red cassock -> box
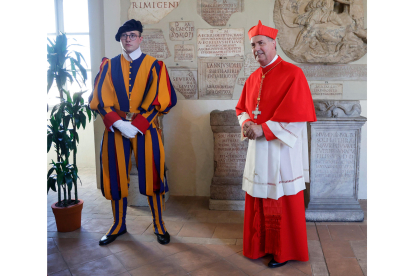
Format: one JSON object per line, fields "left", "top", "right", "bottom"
{"left": 236, "top": 56, "right": 316, "bottom": 262}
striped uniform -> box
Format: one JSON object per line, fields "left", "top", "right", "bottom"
{"left": 89, "top": 53, "right": 176, "bottom": 235}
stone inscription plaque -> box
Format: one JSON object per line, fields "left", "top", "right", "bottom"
{"left": 169, "top": 21, "right": 195, "bottom": 41}
{"left": 169, "top": 67, "right": 198, "bottom": 99}
{"left": 313, "top": 130, "right": 356, "bottom": 198}
{"left": 298, "top": 64, "right": 367, "bottom": 81}
{"left": 141, "top": 29, "right": 171, "bottom": 60}
{"left": 174, "top": 44, "right": 195, "bottom": 62}
{"left": 198, "top": 57, "right": 243, "bottom": 99}
{"left": 197, "top": 28, "right": 244, "bottom": 57}
{"left": 128, "top": 1, "right": 181, "bottom": 24}
{"left": 310, "top": 83, "right": 343, "bottom": 99}
{"left": 197, "top": 0, "right": 244, "bottom": 26}
{"left": 237, "top": 77, "right": 248, "bottom": 86}
{"left": 244, "top": 53, "right": 259, "bottom": 77}
{"left": 214, "top": 133, "right": 248, "bottom": 177}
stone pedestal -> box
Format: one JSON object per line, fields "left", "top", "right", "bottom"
{"left": 127, "top": 116, "right": 169, "bottom": 207}
{"left": 209, "top": 110, "right": 248, "bottom": 210}
{"left": 306, "top": 100, "right": 366, "bottom": 221}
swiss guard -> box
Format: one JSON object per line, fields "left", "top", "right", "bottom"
{"left": 89, "top": 19, "right": 177, "bottom": 246}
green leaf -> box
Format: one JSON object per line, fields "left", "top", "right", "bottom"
{"left": 47, "top": 133, "right": 53, "bottom": 152}
{"left": 70, "top": 58, "right": 76, "bottom": 79}
{"left": 47, "top": 166, "right": 56, "bottom": 179}
{"left": 47, "top": 69, "right": 55, "bottom": 93}
{"left": 86, "top": 108, "right": 91, "bottom": 122}
{"left": 57, "top": 173, "right": 64, "bottom": 186}
{"left": 47, "top": 37, "right": 55, "bottom": 47}
{"left": 47, "top": 177, "right": 57, "bottom": 193}
{"left": 74, "top": 51, "right": 86, "bottom": 65}
{"left": 63, "top": 115, "right": 71, "bottom": 129}
{"left": 63, "top": 89, "right": 72, "bottom": 103}
{"left": 71, "top": 57, "right": 87, "bottom": 84}
{"left": 79, "top": 112, "right": 86, "bottom": 129}
{"left": 74, "top": 114, "right": 80, "bottom": 129}
{"left": 50, "top": 104, "right": 60, "bottom": 116}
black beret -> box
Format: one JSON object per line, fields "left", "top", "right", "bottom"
{"left": 115, "top": 19, "right": 143, "bottom": 42}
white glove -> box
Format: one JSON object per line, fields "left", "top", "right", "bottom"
{"left": 112, "top": 120, "right": 139, "bottom": 139}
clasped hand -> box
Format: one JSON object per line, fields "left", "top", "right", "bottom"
{"left": 112, "top": 120, "right": 139, "bottom": 139}
{"left": 243, "top": 121, "right": 263, "bottom": 140}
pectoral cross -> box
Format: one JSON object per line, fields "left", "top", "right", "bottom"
{"left": 252, "top": 105, "right": 261, "bottom": 119}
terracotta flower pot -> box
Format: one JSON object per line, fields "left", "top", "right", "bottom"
{"left": 51, "top": 199, "right": 84, "bottom": 232}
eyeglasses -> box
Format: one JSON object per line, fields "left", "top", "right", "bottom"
{"left": 120, "top": 33, "right": 140, "bottom": 41}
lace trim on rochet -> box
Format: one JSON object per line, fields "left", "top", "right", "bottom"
{"left": 243, "top": 176, "right": 303, "bottom": 185}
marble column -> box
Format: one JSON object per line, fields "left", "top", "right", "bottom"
{"left": 306, "top": 100, "right": 366, "bottom": 221}
{"left": 209, "top": 110, "right": 248, "bottom": 210}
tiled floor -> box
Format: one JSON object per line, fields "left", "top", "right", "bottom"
{"left": 47, "top": 168, "right": 367, "bottom": 276}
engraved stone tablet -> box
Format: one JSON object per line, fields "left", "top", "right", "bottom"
{"left": 237, "top": 77, "right": 248, "bottom": 86}
{"left": 169, "top": 67, "right": 198, "bottom": 99}
{"left": 128, "top": 0, "right": 181, "bottom": 24}
{"left": 307, "top": 111, "right": 367, "bottom": 221}
{"left": 174, "top": 44, "right": 195, "bottom": 62}
{"left": 214, "top": 133, "right": 247, "bottom": 177}
{"left": 244, "top": 53, "right": 259, "bottom": 77}
{"left": 197, "top": 0, "right": 244, "bottom": 26}
{"left": 298, "top": 64, "right": 367, "bottom": 81}
{"left": 210, "top": 110, "right": 248, "bottom": 209}
{"left": 310, "top": 83, "right": 343, "bottom": 99}
{"left": 140, "top": 29, "right": 171, "bottom": 60}
{"left": 197, "top": 28, "right": 244, "bottom": 57}
{"left": 169, "top": 21, "right": 195, "bottom": 41}
{"left": 313, "top": 130, "right": 357, "bottom": 198}
{"left": 198, "top": 57, "right": 243, "bottom": 99}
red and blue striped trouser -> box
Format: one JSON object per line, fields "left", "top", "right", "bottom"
{"left": 106, "top": 192, "right": 167, "bottom": 236}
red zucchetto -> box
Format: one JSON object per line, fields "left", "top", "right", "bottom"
{"left": 248, "top": 20, "right": 278, "bottom": 40}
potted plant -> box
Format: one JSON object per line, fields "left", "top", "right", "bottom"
{"left": 47, "top": 33, "right": 91, "bottom": 232}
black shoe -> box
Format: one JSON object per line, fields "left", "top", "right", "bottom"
{"left": 155, "top": 231, "right": 170, "bottom": 245}
{"left": 268, "top": 258, "right": 288, "bottom": 268}
{"left": 99, "top": 229, "right": 127, "bottom": 246}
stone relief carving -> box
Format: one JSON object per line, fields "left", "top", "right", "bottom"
{"left": 128, "top": 0, "right": 181, "bottom": 24}
{"left": 313, "top": 100, "right": 361, "bottom": 118}
{"left": 274, "top": 0, "right": 367, "bottom": 63}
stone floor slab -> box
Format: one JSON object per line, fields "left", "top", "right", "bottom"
{"left": 328, "top": 225, "right": 365, "bottom": 241}
{"left": 69, "top": 255, "right": 126, "bottom": 276}
{"left": 325, "top": 258, "right": 364, "bottom": 276}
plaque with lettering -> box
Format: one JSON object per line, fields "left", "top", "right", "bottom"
{"left": 214, "top": 133, "right": 248, "bottom": 177}
{"left": 128, "top": 0, "right": 181, "bottom": 24}
{"left": 198, "top": 57, "right": 243, "bottom": 100}
{"left": 140, "top": 29, "right": 171, "bottom": 60}
{"left": 174, "top": 44, "right": 195, "bottom": 62}
{"left": 310, "top": 83, "right": 343, "bottom": 99}
{"left": 197, "top": 0, "right": 244, "bottom": 26}
{"left": 169, "top": 21, "right": 194, "bottom": 41}
{"left": 169, "top": 67, "right": 198, "bottom": 99}
{"left": 237, "top": 77, "right": 248, "bottom": 86}
{"left": 197, "top": 28, "right": 244, "bottom": 57}
{"left": 297, "top": 64, "right": 367, "bottom": 81}
{"left": 312, "top": 130, "right": 357, "bottom": 198}
{"left": 244, "top": 53, "right": 259, "bottom": 77}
